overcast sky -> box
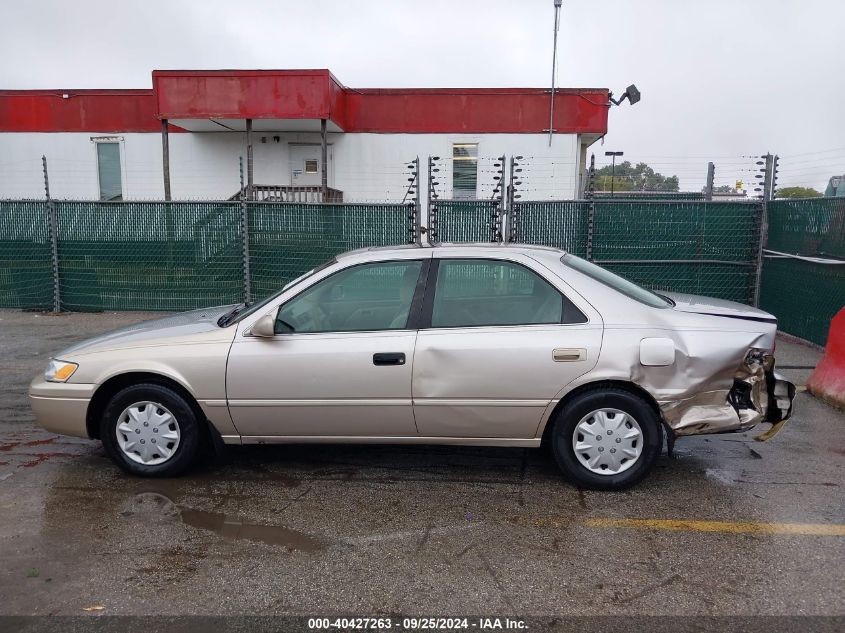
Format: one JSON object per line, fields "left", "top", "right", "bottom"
{"left": 2, "top": 0, "right": 843, "bottom": 191}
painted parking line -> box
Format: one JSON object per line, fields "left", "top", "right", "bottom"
{"left": 582, "top": 517, "right": 845, "bottom": 536}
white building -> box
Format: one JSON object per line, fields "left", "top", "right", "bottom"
{"left": 0, "top": 69, "right": 610, "bottom": 202}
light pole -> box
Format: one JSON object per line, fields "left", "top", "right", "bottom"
{"left": 605, "top": 151, "right": 623, "bottom": 197}
{"left": 548, "top": 0, "right": 563, "bottom": 147}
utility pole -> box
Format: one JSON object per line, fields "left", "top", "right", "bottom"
{"left": 704, "top": 162, "right": 715, "bottom": 201}
{"left": 605, "top": 150, "right": 623, "bottom": 197}
{"left": 548, "top": 0, "right": 563, "bottom": 146}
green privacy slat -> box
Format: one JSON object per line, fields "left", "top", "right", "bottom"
{"left": 592, "top": 192, "right": 705, "bottom": 200}
{"left": 0, "top": 200, "right": 407, "bottom": 312}
{"left": 760, "top": 257, "right": 845, "bottom": 346}
{"left": 248, "top": 202, "right": 408, "bottom": 302}
{"left": 512, "top": 200, "right": 760, "bottom": 303}
{"left": 54, "top": 201, "right": 244, "bottom": 312}
{"left": 767, "top": 197, "right": 845, "bottom": 259}
{"left": 590, "top": 201, "right": 760, "bottom": 263}
{"left": 0, "top": 200, "right": 53, "bottom": 309}
{"left": 512, "top": 201, "right": 589, "bottom": 256}
{"left": 1, "top": 197, "right": 840, "bottom": 347}
{"left": 433, "top": 200, "right": 498, "bottom": 243}
{"left": 760, "top": 197, "right": 845, "bottom": 345}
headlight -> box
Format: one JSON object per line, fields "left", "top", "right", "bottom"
{"left": 45, "top": 359, "right": 79, "bottom": 383}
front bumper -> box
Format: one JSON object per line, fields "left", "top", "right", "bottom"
{"left": 29, "top": 378, "right": 94, "bottom": 438}
{"left": 661, "top": 352, "right": 796, "bottom": 439}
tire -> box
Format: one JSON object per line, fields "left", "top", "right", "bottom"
{"left": 100, "top": 383, "right": 201, "bottom": 477}
{"left": 550, "top": 387, "right": 662, "bottom": 490}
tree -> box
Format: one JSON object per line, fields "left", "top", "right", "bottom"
{"left": 774, "top": 186, "right": 822, "bottom": 199}
{"left": 712, "top": 184, "right": 738, "bottom": 193}
{"left": 594, "top": 161, "right": 679, "bottom": 192}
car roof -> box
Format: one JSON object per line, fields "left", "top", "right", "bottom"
{"left": 337, "top": 242, "right": 566, "bottom": 261}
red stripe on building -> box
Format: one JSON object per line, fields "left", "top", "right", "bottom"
{"left": 0, "top": 89, "right": 185, "bottom": 133}
{"left": 0, "top": 69, "right": 609, "bottom": 135}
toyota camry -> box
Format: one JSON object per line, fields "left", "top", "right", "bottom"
{"left": 29, "top": 243, "right": 795, "bottom": 489}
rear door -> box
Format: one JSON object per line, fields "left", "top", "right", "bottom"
{"left": 412, "top": 255, "right": 602, "bottom": 439}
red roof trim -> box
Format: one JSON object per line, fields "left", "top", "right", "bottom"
{"left": 1, "top": 69, "right": 609, "bottom": 135}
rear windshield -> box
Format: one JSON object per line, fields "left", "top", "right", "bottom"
{"left": 561, "top": 254, "right": 672, "bottom": 309}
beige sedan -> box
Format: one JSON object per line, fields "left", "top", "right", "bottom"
{"left": 29, "top": 243, "right": 794, "bottom": 489}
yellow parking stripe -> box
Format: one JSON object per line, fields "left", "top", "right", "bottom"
{"left": 582, "top": 518, "right": 845, "bottom": 536}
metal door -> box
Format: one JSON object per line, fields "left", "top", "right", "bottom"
{"left": 289, "top": 144, "right": 326, "bottom": 187}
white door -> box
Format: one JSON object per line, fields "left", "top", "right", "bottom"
{"left": 289, "top": 144, "right": 327, "bottom": 187}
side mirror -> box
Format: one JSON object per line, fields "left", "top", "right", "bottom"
{"left": 250, "top": 313, "right": 276, "bottom": 338}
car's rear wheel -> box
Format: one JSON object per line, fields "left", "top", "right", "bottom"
{"left": 550, "top": 387, "right": 662, "bottom": 490}
{"left": 100, "top": 383, "right": 200, "bottom": 477}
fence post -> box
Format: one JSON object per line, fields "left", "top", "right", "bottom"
{"left": 752, "top": 153, "right": 773, "bottom": 307}
{"left": 507, "top": 156, "right": 523, "bottom": 242}
{"left": 42, "top": 155, "right": 61, "bottom": 313}
{"left": 403, "top": 157, "right": 420, "bottom": 244}
{"left": 427, "top": 156, "right": 440, "bottom": 243}
{"left": 492, "top": 155, "right": 506, "bottom": 242}
{"left": 413, "top": 157, "right": 422, "bottom": 245}
{"left": 239, "top": 156, "right": 252, "bottom": 304}
{"left": 704, "top": 162, "right": 715, "bottom": 201}
{"left": 585, "top": 153, "right": 596, "bottom": 261}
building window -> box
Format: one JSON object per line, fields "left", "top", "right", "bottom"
{"left": 452, "top": 143, "right": 478, "bottom": 200}
{"left": 95, "top": 142, "right": 123, "bottom": 201}
{"left": 304, "top": 159, "right": 319, "bottom": 174}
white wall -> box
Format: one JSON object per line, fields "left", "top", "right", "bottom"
{"left": 0, "top": 131, "right": 581, "bottom": 202}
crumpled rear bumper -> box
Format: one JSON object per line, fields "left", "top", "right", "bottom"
{"left": 661, "top": 351, "right": 796, "bottom": 439}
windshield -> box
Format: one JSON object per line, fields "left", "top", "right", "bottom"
{"left": 561, "top": 254, "right": 672, "bottom": 308}
{"left": 219, "top": 258, "right": 338, "bottom": 326}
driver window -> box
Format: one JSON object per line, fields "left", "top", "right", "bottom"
{"left": 276, "top": 261, "right": 423, "bottom": 334}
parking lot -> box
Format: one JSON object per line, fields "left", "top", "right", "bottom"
{"left": 0, "top": 309, "right": 843, "bottom": 617}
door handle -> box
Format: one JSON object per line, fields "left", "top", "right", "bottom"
{"left": 373, "top": 352, "right": 406, "bottom": 366}
{"left": 553, "top": 348, "right": 586, "bottom": 362}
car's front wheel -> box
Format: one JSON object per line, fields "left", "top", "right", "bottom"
{"left": 550, "top": 387, "right": 662, "bottom": 490}
{"left": 100, "top": 383, "right": 201, "bottom": 477}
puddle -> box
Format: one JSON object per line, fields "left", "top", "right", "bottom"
{"left": 122, "top": 491, "right": 323, "bottom": 551}
{"left": 180, "top": 508, "right": 324, "bottom": 551}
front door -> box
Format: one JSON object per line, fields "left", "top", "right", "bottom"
{"left": 289, "top": 144, "right": 327, "bottom": 187}
{"left": 226, "top": 259, "right": 426, "bottom": 438}
{"left": 412, "top": 257, "right": 603, "bottom": 439}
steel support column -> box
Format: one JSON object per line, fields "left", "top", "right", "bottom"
{"left": 161, "top": 119, "right": 171, "bottom": 201}
{"left": 320, "top": 118, "right": 328, "bottom": 200}
{"left": 246, "top": 118, "right": 254, "bottom": 201}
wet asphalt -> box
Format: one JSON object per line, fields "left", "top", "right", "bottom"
{"left": 0, "top": 310, "right": 843, "bottom": 616}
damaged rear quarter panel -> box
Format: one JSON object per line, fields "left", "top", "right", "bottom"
{"left": 549, "top": 313, "right": 777, "bottom": 437}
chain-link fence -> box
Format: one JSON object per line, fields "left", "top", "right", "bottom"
{"left": 2, "top": 194, "right": 842, "bottom": 347}
{"left": 0, "top": 200, "right": 53, "bottom": 310}
{"left": 0, "top": 200, "right": 411, "bottom": 312}
{"left": 511, "top": 200, "right": 761, "bottom": 303}
{"left": 430, "top": 200, "right": 499, "bottom": 243}
{"left": 760, "top": 197, "right": 845, "bottom": 345}
{"left": 249, "top": 202, "right": 413, "bottom": 301}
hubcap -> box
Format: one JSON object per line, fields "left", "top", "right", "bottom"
{"left": 115, "top": 401, "right": 180, "bottom": 466}
{"left": 572, "top": 408, "right": 643, "bottom": 475}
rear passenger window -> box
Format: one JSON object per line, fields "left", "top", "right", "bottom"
{"left": 431, "top": 259, "right": 586, "bottom": 328}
